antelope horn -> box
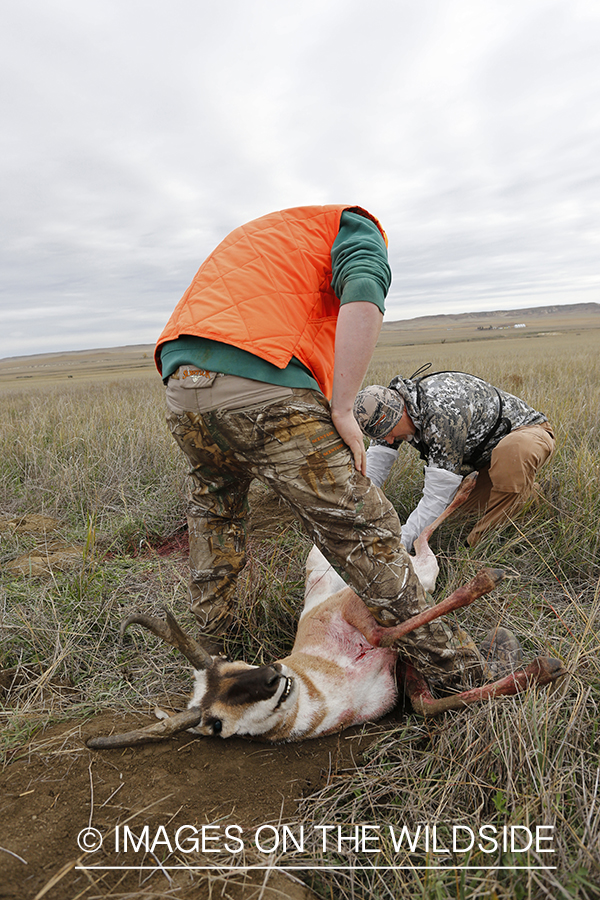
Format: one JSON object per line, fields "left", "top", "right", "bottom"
{"left": 120, "top": 608, "right": 214, "bottom": 670}
{"left": 86, "top": 707, "right": 203, "bottom": 749}
{"left": 403, "top": 656, "right": 567, "bottom": 717}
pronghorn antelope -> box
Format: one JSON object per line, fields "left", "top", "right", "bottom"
{"left": 87, "top": 475, "right": 565, "bottom": 749}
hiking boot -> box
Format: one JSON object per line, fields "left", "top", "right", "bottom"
{"left": 479, "top": 627, "right": 523, "bottom": 680}
{"left": 190, "top": 596, "right": 233, "bottom": 655}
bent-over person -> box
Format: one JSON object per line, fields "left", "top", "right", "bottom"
{"left": 353, "top": 370, "right": 555, "bottom": 550}
{"left": 154, "top": 205, "right": 513, "bottom": 689}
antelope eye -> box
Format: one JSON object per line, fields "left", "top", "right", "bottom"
{"left": 213, "top": 720, "right": 222, "bottom": 735}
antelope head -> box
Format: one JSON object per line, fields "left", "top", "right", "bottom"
{"left": 86, "top": 609, "right": 298, "bottom": 749}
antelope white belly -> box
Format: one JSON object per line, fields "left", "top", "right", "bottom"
{"left": 302, "top": 608, "right": 399, "bottom": 727}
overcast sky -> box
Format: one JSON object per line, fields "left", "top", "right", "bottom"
{"left": 1, "top": 0, "right": 599, "bottom": 359}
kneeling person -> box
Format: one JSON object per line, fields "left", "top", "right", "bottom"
{"left": 353, "top": 370, "right": 555, "bottom": 549}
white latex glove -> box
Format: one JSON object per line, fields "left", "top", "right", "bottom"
{"left": 365, "top": 444, "right": 398, "bottom": 488}
{"left": 401, "top": 466, "right": 463, "bottom": 552}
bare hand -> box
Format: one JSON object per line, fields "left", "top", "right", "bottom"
{"left": 331, "top": 408, "right": 367, "bottom": 475}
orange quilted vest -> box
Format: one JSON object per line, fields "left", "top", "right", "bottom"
{"left": 155, "top": 205, "right": 385, "bottom": 397}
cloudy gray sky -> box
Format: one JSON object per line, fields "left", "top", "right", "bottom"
{"left": 1, "top": 0, "right": 599, "bottom": 359}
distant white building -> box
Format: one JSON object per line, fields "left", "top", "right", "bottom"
{"left": 514, "top": 323, "right": 526, "bottom": 328}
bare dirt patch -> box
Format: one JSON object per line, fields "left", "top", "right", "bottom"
{"left": 0, "top": 488, "right": 398, "bottom": 900}
{"left": 0, "top": 516, "right": 61, "bottom": 534}
{"left": 0, "top": 708, "right": 396, "bottom": 900}
{"left": 4, "top": 543, "right": 85, "bottom": 578}
{"left": 0, "top": 515, "right": 84, "bottom": 577}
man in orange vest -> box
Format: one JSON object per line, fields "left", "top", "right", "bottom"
{"left": 155, "top": 205, "right": 497, "bottom": 687}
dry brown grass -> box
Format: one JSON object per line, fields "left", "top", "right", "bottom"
{"left": 1, "top": 320, "right": 599, "bottom": 899}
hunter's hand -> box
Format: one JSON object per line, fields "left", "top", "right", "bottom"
{"left": 331, "top": 407, "right": 367, "bottom": 475}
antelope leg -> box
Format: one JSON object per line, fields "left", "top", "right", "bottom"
{"left": 376, "top": 567, "right": 504, "bottom": 648}
{"left": 402, "top": 657, "right": 567, "bottom": 716}
{"left": 413, "top": 471, "right": 478, "bottom": 551}
{"left": 86, "top": 707, "right": 202, "bottom": 749}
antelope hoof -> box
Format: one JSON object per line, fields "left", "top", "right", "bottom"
{"left": 478, "top": 567, "right": 505, "bottom": 591}
{"left": 403, "top": 655, "right": 567, "bottom": 718}
{"left": 529, "top": 656, "right": 568, "bottom": 685}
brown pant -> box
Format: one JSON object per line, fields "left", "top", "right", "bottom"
{"left": 458, "top": 423, "right": 555, "bottom": 546}
{"left": 165, "top": 369, "right": 481, "bottom": 685}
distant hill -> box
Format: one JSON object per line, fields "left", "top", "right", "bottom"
{"left": 1, "top": 301, "right": 598, "bottom": 388}
{"left": 383, "top": 301, "right": 600, "bottom": 329}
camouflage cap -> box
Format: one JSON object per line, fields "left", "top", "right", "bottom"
{"left": 353, "top": 386, "right": 405, "bottom": 440}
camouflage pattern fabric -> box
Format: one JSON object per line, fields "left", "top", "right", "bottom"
{"left": 353, "top": 385, "right": 404, "bottom": 439}
{"left": 385, "top": 372, "right": 548, "bottom": 474}
{"left": 165, "top": 371, "right": 482, "bottom": 686}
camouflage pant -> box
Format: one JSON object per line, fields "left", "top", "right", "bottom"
{"left": 165, "top": 368, "right": 480, "bottom": 685}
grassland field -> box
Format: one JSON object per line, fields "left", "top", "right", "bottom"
{"left": 0, "top": 304, "right": 599, "bottom": 900}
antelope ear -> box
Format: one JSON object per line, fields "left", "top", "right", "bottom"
{"left": 86, "top": 707, "right": 203, "bottom": 749}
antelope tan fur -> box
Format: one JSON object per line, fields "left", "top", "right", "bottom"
{"left": 87, "top": 474, "right": 565, "bottom": 749}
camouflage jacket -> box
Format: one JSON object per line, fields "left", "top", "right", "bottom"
{"left": 382, "top": 371, "right": 548, "bottom": 475}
